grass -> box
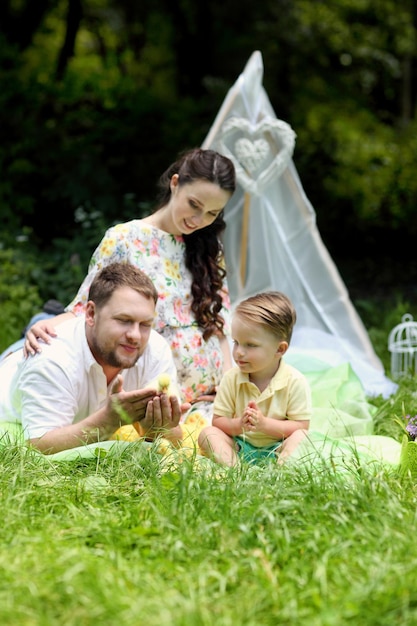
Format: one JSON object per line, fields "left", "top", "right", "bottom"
{"left": 0, "top": 404, "right": 417, "bottom": 626}
{"left": 1, "top": 293, "right": 417, "bottom": 625}
{"left": 0, "top": 449, "right": 415, "bottom": 625}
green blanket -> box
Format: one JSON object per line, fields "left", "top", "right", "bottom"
{"left": 0, "top": 359, "right": 403, "bottom": 472}
{"left": 285, "top": 356, "right": 401, "bottom": 473}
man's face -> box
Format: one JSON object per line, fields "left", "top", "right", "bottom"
{"left": 86, "top": 286, "right": 155, "bottom": 370}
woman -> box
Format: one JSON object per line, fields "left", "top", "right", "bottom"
{"left": 25, "top": 148, "right": 236, "bottom": 426}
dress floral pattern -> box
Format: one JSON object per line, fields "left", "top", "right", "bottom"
{"left": 67, "top": 220, "right": 232, "bottom": 423}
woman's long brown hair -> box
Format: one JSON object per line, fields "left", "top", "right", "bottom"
{"left": 155, "top": 148, "right": 236, "bottom": 340}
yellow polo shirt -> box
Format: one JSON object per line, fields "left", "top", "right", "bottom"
{"left": 213, "top": 360, "right": 312, "bottom": 447}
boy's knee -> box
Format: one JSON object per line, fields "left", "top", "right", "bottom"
{"left": 198, "top": 426, "right": 214, "bottom": 447}
{"left": 291, "top": 429, "right": 308, "bottom": 443}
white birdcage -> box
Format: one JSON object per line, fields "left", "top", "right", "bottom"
{"left": 388, "top": 314, "right": 417, "bottom": 379}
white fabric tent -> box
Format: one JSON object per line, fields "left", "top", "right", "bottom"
{"left": 202, "top": 51, "right": 396, "bottom": 398}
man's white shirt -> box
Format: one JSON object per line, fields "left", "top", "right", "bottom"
{"left": 0, "top": 316, "right": 177, "bottom": 439}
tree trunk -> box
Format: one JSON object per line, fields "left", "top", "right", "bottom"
{"left": 56, "top": 0, "right": 84, "bottom": 81}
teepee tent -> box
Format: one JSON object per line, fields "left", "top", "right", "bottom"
{"left": 202, "top": 51, "right": 396, "bottom": 398}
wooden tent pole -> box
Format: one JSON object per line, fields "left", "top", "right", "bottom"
{"left": 240, "top": 192, "right": 251, "bottom": 286}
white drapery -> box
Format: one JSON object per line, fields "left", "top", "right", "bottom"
{"left": 202, "top": 51, "right": 396, "bottom": 398}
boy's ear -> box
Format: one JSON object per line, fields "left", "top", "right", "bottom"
{"left": 276, "top": 341, "right": 288, "bottom": 356}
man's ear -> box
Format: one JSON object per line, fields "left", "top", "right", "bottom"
{"left": 85, "top": 301, "right": 96, "bottom": 327}
{"left": 276, "top": 341, "right": 289, "bottom": 356}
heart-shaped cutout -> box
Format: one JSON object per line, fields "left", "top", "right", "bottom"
{"left": 218, "top": 117, "right": 296, "bottom": 195}
{"left": 235, "top": 138, "right": 270, "bottom": 175}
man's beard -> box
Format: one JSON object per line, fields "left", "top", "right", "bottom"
{"left": 91, "top": 337, "right": 140, "bottom": 369}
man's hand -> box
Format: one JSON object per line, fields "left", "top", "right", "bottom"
{"left": 107, "top": 375, "right": 158, "bottom": 425}
{"left": 138, "top": 393, "right": 181, "bottom": 438}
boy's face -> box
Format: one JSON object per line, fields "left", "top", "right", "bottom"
{"left": 85, "top": 286, "right": 155, "bottom": 370}
{"left": 231, "top": 314, "right": 287, "bottom": 379}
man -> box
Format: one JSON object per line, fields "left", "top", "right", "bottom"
{"left": 0, "top": 263, "right": 184, "bottom": 454}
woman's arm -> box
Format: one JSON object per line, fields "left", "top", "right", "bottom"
{"left": 25, "top": 225, "right": 125, "bottom": 356}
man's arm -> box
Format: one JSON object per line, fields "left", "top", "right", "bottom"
{"left": 28, "top": 375, "right": 159, "bottom": 454}
{"left": 29, "top": 405, "right": 124, "bottom": 453}
{"left": 22, "top": 325, "right": 184, "bottom": 453}
{"left": 28, "top": 375, "right": 185, "bottom": 454}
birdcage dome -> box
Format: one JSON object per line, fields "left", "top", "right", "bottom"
{"left": 388, "top": 314, "right": 417, "bottom": 379}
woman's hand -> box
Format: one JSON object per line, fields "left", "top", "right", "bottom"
{"left": 191, "top": 393, "right": 216, "bottom": 404}
{"left": 24, "top": 321, "right": 58, "bottom": 357}
{"left": 191, "top": 386, "right": 217, "bottom": 404}
{"left": 23, "top": 311, "right": 74, "bottom": 357}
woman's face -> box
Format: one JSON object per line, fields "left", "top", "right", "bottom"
{"left": 168, "top": 174, "right": 231, "bottom": 235}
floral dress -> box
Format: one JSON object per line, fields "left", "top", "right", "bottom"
{"left": 67, "top": 220, "right": 232, "bottom": 426}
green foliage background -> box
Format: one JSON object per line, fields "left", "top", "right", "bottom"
{"left": 0, "top": 0, "right": 416, "bottom": 350}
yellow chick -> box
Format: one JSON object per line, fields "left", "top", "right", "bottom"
{"left": 157, "top": 373, "right": 172, "bottom": 393}
{"left": 144, "top": 373, "right": 181, "bottom": 402}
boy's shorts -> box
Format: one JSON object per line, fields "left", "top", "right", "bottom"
{"left": 234, "top": 437, "right": 282, "bottom": 464}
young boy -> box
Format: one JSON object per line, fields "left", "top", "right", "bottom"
{"left": 198, "top": 291, "right": 311, "bottom": 466}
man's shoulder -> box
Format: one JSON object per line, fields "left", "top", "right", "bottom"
{"left": 25, "top": 318, "right": 85, "bottom": 369}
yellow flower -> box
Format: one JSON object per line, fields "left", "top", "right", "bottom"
{"left": 99, "top": 238, "right": 117, "bottom": 257}
{"left": 163, "top": 259, "right": 181, "bottom": 280}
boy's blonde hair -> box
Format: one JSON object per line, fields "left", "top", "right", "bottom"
{"left": 234, "top": 291, "right": 296, "bottom": 343}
